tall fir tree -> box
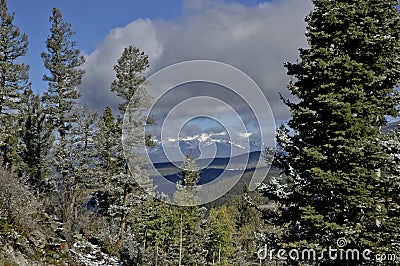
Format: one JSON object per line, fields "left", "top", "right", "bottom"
{"left": 0, "top": 0, "right": 30, "bottom": 167}
{"left": 262, "top": 0, "right": 400, "bottom": 259}
{"left": 41, "top": 7, "right": 85, "bottom": 135}
{"left": 179, "top": 153, "right": 200, "bottom": 188}
{"left": 41, "top": 7, "right": 85, "bottom": 228}
{"left": 89, "top": 106, "right": 124, "bottom": 255}
{"left": 107, "top": 45, "right": 154, "bottom": 258}
{"left": 95, "top": 106, "right": 122, "bottom": 178}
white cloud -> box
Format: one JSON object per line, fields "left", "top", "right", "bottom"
{"left": 79, "top": 0, "right": 312, "bottom": 126}
{"left": 80, "top": 18, "right": 163, "bottom": 109}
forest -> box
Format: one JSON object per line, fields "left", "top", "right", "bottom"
{"left": 1, "top": 0, "right": 400, "bottom": 265}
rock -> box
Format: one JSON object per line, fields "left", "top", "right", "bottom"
{"left": 27, "top": 229, "right": 47, "bottom": 248}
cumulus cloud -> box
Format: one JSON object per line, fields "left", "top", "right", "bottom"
{"left": 80, "top": 0, "right": 312, "bottom": 127}
{"left": 80, "top": 18, "right": 163, "bottom": 110}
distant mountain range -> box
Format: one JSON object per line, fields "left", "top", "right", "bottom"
{"left": 153, "top": 150, "right": 263, "bottom": 170}
{"left": 146, "top": 120, "right": 400, "bottom": 167}
{"left": 149, "top": 150, "right": 268, "bottom": 193}
{"left": 146, "top": 131, "right": 264, "bottom": 163}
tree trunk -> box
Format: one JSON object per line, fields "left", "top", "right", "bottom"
{"left": 119, "top": 188, "right": 129, "bottom": 246}
{"left": 179, "top": 214, "right": 183, "bottom": 266}
{"left": 218, "top": 242, "right": 221, "bottom": 264}
{"left": 155, "top": 242, "right": 158, "bottom": 266}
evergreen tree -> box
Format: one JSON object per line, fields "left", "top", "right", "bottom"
{"left": 263, "top": 0, "right": 400, "bottom": 258}
{"left": 174, "top": 153, "right": 200, "bottom": 206}
{"left": 89, "top": 106, "right": 124, "bottom": 255}
{"left": 108, "top": 45, "right": 154, "bottom": 259}
{"left": 91, "top": 107, "right": 123, "bottom": 228}
{"left": 91, "top": 106, "right": 153, "bottom": 262}
{"left": 94, "top": 106, "right": 122, "bottom": 179}
{"left": 65, "top": 106, "right": 98, "bottom": 233}
{"left": 180, "top": 153, "right": 200, "bottom": 187}
{"left": 206, "top": 205, "right": 236, "bottom": 265}
{"left": 231, "top": 187, "right": 268, "bottom": 265}
{"left": 41, "top": 7, "right": 85, "bottom": 135}
{"left": 171, "top": 155, "right": 207, "bottom": 265}
{"left": 112, "top": 45, "right": 154, "bottom": 149}
{"left": 19, "top": 90, "right": 52, "bottom": 190}
{"left": 0, "top": 0, "right": 30, "bottom": 167}
{"left": 41, "top": 7, "right": 85, "bottom": 228}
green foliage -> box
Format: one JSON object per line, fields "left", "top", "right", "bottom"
{"left": 0, "top": 0, "right": 30, "bottom": 115}
{"left": 207, "top": 205, "right": 236, "bottom": 265}
{"left": 231, "top": 187, "right": 269, "bottom": 265}
{"left": 63, "top": 106, "right": 99, "bottom": 231}
{"left": 19, "top": 90, "right": 53, "bottom": 189}
{"left": 180, "top": 153, "right": 200, "bottom": 187}
{"left": 174, "top": 154, "right": 200, "bottom": 206}
{"left": 0, "top": 0, "right": 30, "bottom": 168}
{"left": 0, "top": 3, "right": 339, "bottom": 265}
{"left": 111, "top": 45, "right": 149, "bottom": 113}
{"left": 41, "top": 7, "right": 85, "bottom": 135}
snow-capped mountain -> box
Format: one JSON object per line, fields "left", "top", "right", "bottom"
{"left": 146, "top": 131, "right": 263, "bottom": 163}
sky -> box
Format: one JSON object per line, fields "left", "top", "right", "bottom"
{"left": 8, "top": 0, "right": 313, "bottom": 150}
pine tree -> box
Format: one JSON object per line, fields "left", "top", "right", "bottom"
{"left": 19, "top": 90, "right": 52, "bottom": 189}
{"left": 0, "top": 0, "right": 30, "bottom": 167}
{"left": 42, "top": 7, "right": 85, "bottom": 135}
{"left": 108, "top": 45, "right": 155, "bottom": 259}
{"left": 180, "top": 153, "right": 200, "bottom": 187}
{"left": 89, "top": 106, "right": 124, "bottom": 255}
{"left": 41, "top": 7, "right": 85, "bottom": 228}
{"left": 95, "top": 106, "right": 122, "bottom": 177}
{"left": 206, "top": 205, "right": 236, "bottom": 265}
{"left": 263, "top": 0, "right": 400, "bottom": 257}
{"left": 231, "top": 187, "right": 268, "bottom": 265}
{"left": 174, "top": 153, "right": 200, "bottom": 206}
{"left": 111, "top": 45, "right": 149, "bottom": 113}
{"left": 111, "top": 45, "right": 152, "bottom": 174}
{"left": 112, "top": 45, "right": 154, "bottom": 150}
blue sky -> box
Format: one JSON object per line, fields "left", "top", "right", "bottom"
{"left": 9, "top": 0, "right": 182, "bottom": 92}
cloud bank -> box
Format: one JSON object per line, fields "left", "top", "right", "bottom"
{"left": 80, "top": 0, "right": 312, "bottom": 124}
